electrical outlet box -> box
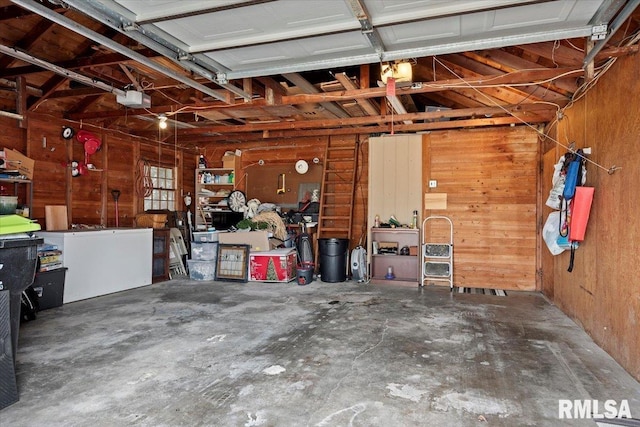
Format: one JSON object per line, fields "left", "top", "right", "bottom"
{"left": 429, "top": 180, "right": 437, "bottom": 188}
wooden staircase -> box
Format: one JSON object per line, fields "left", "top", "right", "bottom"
{"left": 315, "top": 136, "right": 359, "bottom": 249}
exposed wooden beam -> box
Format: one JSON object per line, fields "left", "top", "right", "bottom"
{"left": 0, "top": 77, "right": 42, "bottom": 96}
{"left": 0, "top": 3, "right": 63, "bottom": 21}
{"left": 174, "top": 103, "right": 555, "bottom": 136}
{"left": 444, "top": 53, "right": 571, "bottom": 102}
{"left": 517, "top": 42, "right": 584, "bottom": 67}
{"left": 48, "top": 87, "right": 109, "bottom": 99}
{"left": 16, "top": 76, "right": 27, "bottom": 128}
{"left": 335, "top": 73, "right": 379, "bottom": 116}
{"left": 0, "top": 17, "right": 54, "bottom": 70}
{"left": 184, "top": 115, "right": 552, "bottom": 143}
{"left": 279, "top": 68, "right": 583, "bottom": 106}
{"left": 119, "top": 64, "right": 142, "bottom": 90}
{"left": 256, "top": 77, "right": 285, "bottom": 105}
{"left": 595, "top": 44, "right": 639, "bottom": 60}
{"left": 282, "top": 73, "right": 349, "bottom": 119}
{"left": 28, "top": 75, "right": 67, "bottom": 111}
{"left": 66, "top": 94, "right": 104, "bottom": 115}
{"left": 68, "top": 68, "right": 581, "bottom": 121}
{"left": 0, "top": 49, "right": 161, "bottom": 78}
{"left": 460, "top": 50, "right": 576, "bottom": 94}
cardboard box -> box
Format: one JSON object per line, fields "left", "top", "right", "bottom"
{"left": 249, "top": 248, "right": 296, "bottom": 282}
{"left": 219, "top": 230, "right": 270, "bottom": 252}
{"left": 2, "top": 149, "right": 35, "bottom": 179}
{"left": 222, "top": 154, "right": 238, "bottom": 169}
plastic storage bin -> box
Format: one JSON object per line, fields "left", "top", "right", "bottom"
{"left": 31, "top": 267, "right": 66, "bottom": 310}
{"left": 190, "top": 242, "right": 218, "bottom": 261}
{"left": 249, "top": 248, "right": 296, "bottom": 282}
{"left": 187, "top": 259, "right": 217, "bottom": 280}
{"left": 192, "top": 231, "right": 220, "bottom": 242}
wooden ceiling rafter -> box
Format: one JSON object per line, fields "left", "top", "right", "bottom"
{"left": 0, "top": 2, "right": 63, "bottom": 22}
{"left": 180, "top": 114, "right": 553, "bottom": 143}
{"left": 2, "top": 2, "right": 638, "bottom": 142}
{"left": 65, "top": 66, "right": 584, "bottom": 123}
{"left": 440, "top": 53, "right": 570, "bottom": 103}
{"left": 170, "top": 103, "right": 555, "bottom": 137}
{"left": 430, "top": 57, "right": 563, "bottom": 122}
{"left": 0, "top": 48, "right": 162, "bottom": 78}
{"left": 459, "top": 50, "right": 577, "bottom": 96}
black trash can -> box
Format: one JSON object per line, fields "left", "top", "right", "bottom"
{"left": 0, "top": 235, "right": 42, "bottom": 410}
{"left": 318, "top": 238, "right": 349, "bottom": 282}
{"left": 0, "top": 236, "right": 42, "bottom": 362}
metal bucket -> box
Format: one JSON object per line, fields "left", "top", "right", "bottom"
{"left": 0, "top": 196, "right": 18, "bottom": 215}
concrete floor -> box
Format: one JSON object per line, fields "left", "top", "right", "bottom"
{"left": 2, "top": 279, "right": 639, "bottom": 426}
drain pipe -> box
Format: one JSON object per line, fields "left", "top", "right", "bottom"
{"left": 10, "top": 0, "right": 237, "bottom": 104}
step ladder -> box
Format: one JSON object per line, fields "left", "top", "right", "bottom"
{"left": 421, "top": 216, "right": 453, "bottom": 289}
{"left": 315, "top": 136, "right": 359, "bottom": 263}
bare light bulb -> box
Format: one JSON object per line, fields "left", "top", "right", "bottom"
{"left": 158, "top": 114, "right": 168, "bottom": 129}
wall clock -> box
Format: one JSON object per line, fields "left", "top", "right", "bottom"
{"left": 227, "top": 190, "right": 247, "bottom": 213}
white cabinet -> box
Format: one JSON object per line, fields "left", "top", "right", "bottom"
{"left": 37, "top": 229, "right": 152, "bottom": 303}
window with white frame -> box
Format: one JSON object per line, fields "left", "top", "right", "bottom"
{"left": 144, "top": 165, "right": 176, "bottom": 210}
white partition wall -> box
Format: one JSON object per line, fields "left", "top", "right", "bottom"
{"left": 367, "top": 134, "right": 423, "bottom": 280}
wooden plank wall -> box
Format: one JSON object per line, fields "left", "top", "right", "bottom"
{"left": 200, "top": 134, "right": 369, "bottom": 250}
{"left": 0, "top": 114, "right": 196, "bottom": 228}
{"left": 544, "top": 54, "right": 640, "bottom": 381}
{"left": 423, "top": 127, "right": 539, "bottom": 290}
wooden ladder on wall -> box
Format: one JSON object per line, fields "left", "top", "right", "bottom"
{"left": 315, "top": 136, "right": 359, "bottom": 258}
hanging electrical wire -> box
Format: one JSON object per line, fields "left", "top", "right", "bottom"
{"left": 135, "top": 158, "right": 153, "bottom": 197}
{"left": 432, "top": 56, "right": 621, "bottom": 175}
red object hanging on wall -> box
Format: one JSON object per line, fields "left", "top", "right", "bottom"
{"left": 569, "top": 187, "right": 594, "bottom": 242}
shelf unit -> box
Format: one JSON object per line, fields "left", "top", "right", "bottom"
{"left": 0, "top": 178, "right": 33, "bottom": 217}
{"left": 369, "top": 227, "right": 420, "bottom": 286}
{"left": 195, "top": 168, "right": 235, "bottom": 229}
{"left": 421, "top": 216, "right": 453, "bottom": 289}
